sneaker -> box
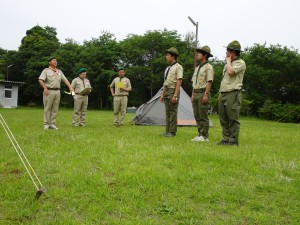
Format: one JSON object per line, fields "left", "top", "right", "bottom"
{"left": 49, "top": 125, "right": 58, "bottom": 130}
{"left": 114, "top": 124, "right": 119, "bottom": 127}
{"left": 119, "top": 124, "right": 125, "bottom": 127}
{"left": 79, "top": 123, "right": 85, "bottom": 127}
{"left": 73, "top": 124, "right": 79, "bottom": 127}
{"left": 44, "top": 125, "right": 49, "bottom": 130}
{"left": 191, "top": 136, "right": 201, "bottom": 141}
{"left": 165, "top": 132, "right": 176, "bottom": 137}
{"left": 193, "top": 136, "right": 209, "bottom": 142}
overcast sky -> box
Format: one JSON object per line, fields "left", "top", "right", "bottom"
{"left": 1, "top": 0, "right": 299, "bottom": 59}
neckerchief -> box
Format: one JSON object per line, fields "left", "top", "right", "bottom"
{"left": 164, "top": 61, "right": 177, "bottom": 80}
{"left": 195, "top": 61, "right": 208, "bottom": 84}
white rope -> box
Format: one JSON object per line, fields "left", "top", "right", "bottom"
{"left": 0, "top": 113, "right": 43, "bottom": 190}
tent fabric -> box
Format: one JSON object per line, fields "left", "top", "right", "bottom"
{"left": 131, "top": 87, "right": 213, "bottom": 126}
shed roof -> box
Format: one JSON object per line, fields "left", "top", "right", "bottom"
{"left": 0, "top": 80, "right": 25, "bottom": 85}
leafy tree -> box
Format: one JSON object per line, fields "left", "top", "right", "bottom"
{"left": 243, "top": 43, "right": 300, "bottom": 115}
{"left": 17, "top": 25, "right": 60, "bottom": 105}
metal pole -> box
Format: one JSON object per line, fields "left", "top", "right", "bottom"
{"left": 188, "top": 16, "right": 199, "bottom": 70}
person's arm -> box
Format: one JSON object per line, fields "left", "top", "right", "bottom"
{"left": 172, "top": 79, "right": 182, "bottom": 103}
{"left": 121, "top": 79, "right": 132, "bottom": 92}
{"left": 226, "top": 56, "right": 235, "bottom": 76}
{"left": 202, "top": 80, "right": 213, "bottom": 104}
{"left": 160, "top": 86, "right": 166, "bottom": 103}
{"left": 191, "top": 89, "right": 195, "bottom": 102}
{"left": 38, "top": 79, "right": 48, "bottom": 96}
{"left": 63, "top": 78, "right": 74, "bottom": 92}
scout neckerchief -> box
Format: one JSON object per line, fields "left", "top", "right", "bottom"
{"left": 164, "top": 61, "right": 177, "bottom": 80}
{"left": 195, "top": 61, "right": 208, "bottom": 84}
{"left": 80, "top": 77, "right": 85, "bottom": 88}
{"left": 49, "top": 67, "right": 59, "bottom": 80}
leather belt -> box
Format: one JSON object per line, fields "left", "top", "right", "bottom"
{"left": 47, "top": 88, "right": 60, "bottom": 90}
{"left": 194, "top": 89, "right": 205, "bottom": 93}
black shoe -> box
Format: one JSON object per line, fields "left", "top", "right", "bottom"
{"left": 165, "top": 132, "right": 176, "bottom": 137}
{"left": 217, "top": 140, "right": 228, "bottom": 145}
{"left": 227, "top": 141, "right": 239, "bottom": 146}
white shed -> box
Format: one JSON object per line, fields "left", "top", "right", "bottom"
{"left": 0, "top": 80, "right": 24, "bottom": 108}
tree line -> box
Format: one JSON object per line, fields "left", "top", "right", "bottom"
{"left": 0, "top": 25, "right": 299, "bottom": 122}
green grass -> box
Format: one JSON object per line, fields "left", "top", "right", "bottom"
{"left": 0, "top": 107, "right": 299, "bottom": 224}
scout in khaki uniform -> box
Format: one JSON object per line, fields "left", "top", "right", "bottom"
{"left": 110, "top": 67, "right": 132, "bottom": 127}
{"left": 160, "top": 47, "right": 183, "bottom": 137}
{"left": 71, "top": 68, "right": 92, "bottom": 127}
{"left": 190, "top": 46, "right": 214, "bottom": 142}
{"left": 218, "top": 40, "right": 246, "bottom": 146}
{"left": 38, "top": 57, "right": 74, "bottom": 130}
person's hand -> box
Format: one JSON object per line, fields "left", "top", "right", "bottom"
{"left": 44, "top": 88, "right": 49, "bottom": 96}
{"left": 159, "top": 95, "right": 164, "bottom": 103}
{"left": 112, "top": 93, "right": 115, "bottom": 97}
{"left": 202, "top": 94, "right": 208, "bottom": 104}
{"left": 191, "top": 95, "right": 194, "bottom": 102}
{"left": 226, "top": 55, "right": 231, "bottom": 63}
{"left": 171, "top": 96, "right": 178, "bottom": 103}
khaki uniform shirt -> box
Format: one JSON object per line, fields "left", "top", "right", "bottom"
{"left": 71, "top": 77, "right": 92, "bottom": 95}
{"left": 219, "top": 58, "right": 246, "bottom": 92}
{"left": 191, "top": 63, "right": 214, "bottom": 90}
{"left": 110, "top": 77, "right": 132, "bottom": 96}
{"left": 163, "top": 63, "right": 183, "bottom": 88}
{"left": 38, "top": 68, "right": 67, "bottom": 89}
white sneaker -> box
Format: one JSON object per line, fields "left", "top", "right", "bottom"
{"left": 44, "top": 125, "right": 49, "bottom": 130}
{"left": 193, "top": 136, "right": 209, "bottom": 142}
{"left": 191, "top": 136, "right": 202, "bottom": 141}
{"left": 49, "top": 125, "right": 58, "bottom": 130}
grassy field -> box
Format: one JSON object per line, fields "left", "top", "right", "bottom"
{"left": 0, "top": 107, "right": 299, "bottom": 224}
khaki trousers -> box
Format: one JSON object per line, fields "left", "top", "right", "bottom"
{"left": 73, "top": 95, "right": 88, "bottom": 125}
{"left": 113, "top": 96, "right": 128, "bottom": 125}
{"left": 43, "top": 90, "right": 60, "bottom": 126}
{"left": 192, "top": 92, "right": 210, "bottom": 138}
{"left": 218, "top": 90, "right": 241, "bottom": 143}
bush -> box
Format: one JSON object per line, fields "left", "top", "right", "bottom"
{"left": 258, "top": 100, "right": 300, "bottom": 123}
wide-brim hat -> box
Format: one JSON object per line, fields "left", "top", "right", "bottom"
{"left": 224, "top": 40, "right": 242, "bottom": 51}
{"left": 196, "top": 45, "right": 213, "bottom": 57}
{"left": 165, "top": 47, "right": 179, "bottom": 56}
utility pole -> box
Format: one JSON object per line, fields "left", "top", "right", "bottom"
{"left": 188, "top": 16, "right": 199, "bottom": 70}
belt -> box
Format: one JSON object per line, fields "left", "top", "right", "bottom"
{"left": 47, "top": 88, "right": 60, "bottom": 90}
{"left": 194, "top": 89, "right": 205, "bottom": 93}
{"left": 75, "top": 93, "right": 87, "bottom": 96}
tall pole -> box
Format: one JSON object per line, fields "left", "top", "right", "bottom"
{"left": 188, "top": 16, "right": 199, "bottom": 70}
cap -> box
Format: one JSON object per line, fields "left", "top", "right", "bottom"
{"left": 48, "top": 56, "right": 56, "bottom": 62}
{"left": 117, "top": 66, "right": 125, "bottom": 71}
{"left": 196, "top": 45, "right": 213, "bottom": 57}
{"left": 165, "top": 47, "right": 179, "bottom": 56}
{"left": 78, "top": 68, "right": 87, "bottom": 74}
{"left": 225, "top": 40, "right": 242, "bottom": 51}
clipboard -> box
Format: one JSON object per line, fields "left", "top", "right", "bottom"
{"left": 79, "top": 88, "right": 92, "bottom": 95}
{"left": 116, "top": 81, "right": 124, "bottom": 88}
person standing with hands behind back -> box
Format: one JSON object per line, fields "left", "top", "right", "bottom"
{"left": 160, "top": 47, "right": 183, "bottom": 137}
{"left": 190, "top": 46, "right": 214, "bottom": 142}
{"left": 110, "top": 67, "right": 132, "bottom": 127}
{"left": 218, "top": 40, "right": 246, "bottom": 146}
